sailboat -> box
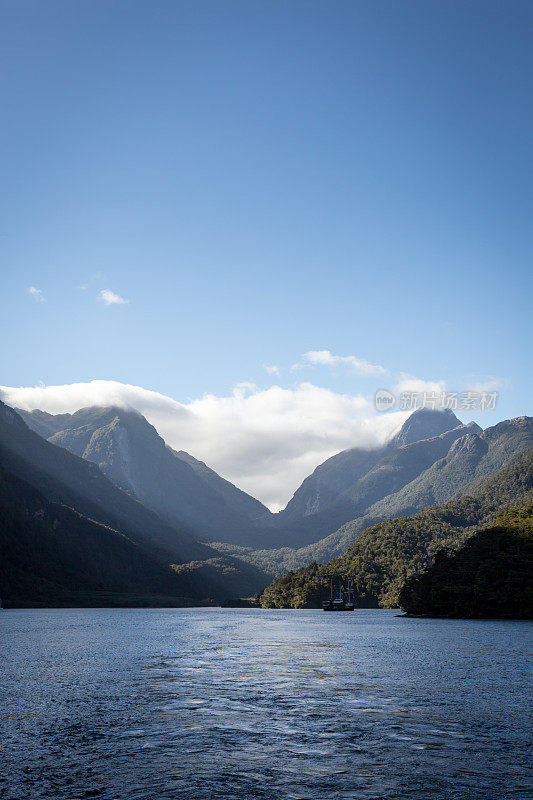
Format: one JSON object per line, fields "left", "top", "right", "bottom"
{"left": 322, "top": 578, "right": 355, "bottom": 611}
{"left": 344, "top": 580, "right": 355, "bottom": 612}
{"left": 322, "top": 579, "right": 334, "bottom": 611}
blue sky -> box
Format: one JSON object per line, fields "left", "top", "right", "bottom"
{"left": 1, "top": 0, "right": 532, "bottom": 489}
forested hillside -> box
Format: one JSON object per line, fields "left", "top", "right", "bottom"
{"left": 398, "top": 503, "right": 533, "bottom": 618}
{"left": 0, "top": 465, "right": 213, "bottom": 607}
{"left": 259, "top": 448, "right": 533, "bottom": 609}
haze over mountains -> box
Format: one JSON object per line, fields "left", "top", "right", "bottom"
{"left": 18, "top": 405, "right": 272, "bottom": 547}
{"left": 0, "top": 400, "right": 270, "bottom": 604}
{"left": 273, "top": 412, "right": 533, "bottom": 568}
{"left": 1, "top": 397, "right": 532, "bottom": 607}
{"left": 16, "top": 404, "right": 533, "bottom": 558}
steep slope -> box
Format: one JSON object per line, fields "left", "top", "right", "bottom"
{"left": 0, "top": 402, "right": 272, "bottom": 602}
{"left": 279, "top": 447, "right": 382, "bottom": 523}
{"left": 388, "top": 407, "right": 463, "bottom": 447}
{"left": 0, "top": 464, "right": 216, "bottom": 607}
{"left": 0, "top": 401, "right": 209, "bottom": 563}
{"left": 18, "top": 405, "right": 273, "bottom": 546}
{"left": 280, "top": 408, "right": 463, "bottom": 523}
{"left": 267, "top": 412, "right": 479, "bottom": 548}
{"left": 14, "top": 408, "right": 75, "bottom": 439}
{"left": 398, "top": 502, "right": 533, "bottom": 619}
{"left": 225, "top": 414, "right": 533, "bottom": 572}
{"left": 169, "top": 448, "right": 272, "bottom": 523}
{"left": 258, "top": 447, "right": 533, "bottom": 609}
{"left": 353, "top": 416, "right": 533, "bottom": 526}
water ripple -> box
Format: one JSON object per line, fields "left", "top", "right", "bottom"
{"left": 1, "top": 608, "right": 531, "bottom": 800}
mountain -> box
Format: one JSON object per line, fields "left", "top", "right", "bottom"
{"left": 17, "top": 405, "right": 273, "bottom": 547}
{"left": 19, "top": 405, "right": 472, "bottom": 553}
{"left": 171, "top": 448, "right": 271, "bottom": 524}
{"left": 4, "top": 399, "right": 532, "bottom": 608}
{"left": 0, "top": 401, "right": 271, "bottom": 602}
{"left": 224, "top": 412, "right": 533, "bottom": 573}
{"left": 388, "top": 407, "right": 463, "bottom": 447}
{"left": 13, "top": 403, "right": 533, "bottom": 572}
{"left": 334, "top": 415, "right": 533, "bottom": 540}
{"left": 266, "top": 409, "right": 481, "bottom": 548}
{"left": 281, "top": 408, "right": 464, "bottom": 522}
{"left": 258, "top": 447, "right": 533, "bottom": 609}
{"left": 398, "top": 502, "right": 533, "bottom": 619}
{"left": 0, "top": 401, "right": 209, "bottom": 562}
{"left": 0, "top": 463, "right": 214, "bottom": 607}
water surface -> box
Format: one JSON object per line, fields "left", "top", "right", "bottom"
{"left": 1, "top": 608, "right": 531, "bottom": 799}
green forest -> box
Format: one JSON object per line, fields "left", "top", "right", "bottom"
{"left": 399, "top": 502, "right": 533, "bottom": 618}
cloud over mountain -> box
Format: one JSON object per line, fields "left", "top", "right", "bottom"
{"left": 0, "top": 380, "right": 407, "bottom": 510}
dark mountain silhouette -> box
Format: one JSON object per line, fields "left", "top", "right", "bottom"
{"left": 0, "top": 463, "right": 217, "bottom": 607}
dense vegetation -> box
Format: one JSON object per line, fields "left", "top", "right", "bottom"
{"left": 0, "top": 464, "right": 214, "bottom": 607}
{"left": 259, "top": 449, "right": 533, "bottom": 609}
{"left": 171, "top": 556, "right": 270, "bottom": 600}
{"left": 398, "top": 503, "right": 533, "bottom": 618}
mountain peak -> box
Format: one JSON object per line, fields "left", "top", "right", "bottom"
{"left": 16, "top": 401, "right": 274, "bottom": 546}
{"left": 390, "top": 407, "right": 464, "bottom": 448}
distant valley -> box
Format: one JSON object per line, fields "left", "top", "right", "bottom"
{"left": 1, "top": 398, "right": 532, "bottom": 609}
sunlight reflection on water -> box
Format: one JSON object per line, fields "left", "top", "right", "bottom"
{"left": 1, "top": 608, "right": 531, "bottom": 800}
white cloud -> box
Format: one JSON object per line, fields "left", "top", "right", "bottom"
{"left": 394, "top": 373, "right": 447, "bottom": 396}
{"left": 293, "top": 349, "right": 386, "bottom": 377}
{"left": 0, "top": 379, "right": 407, "bottom": 511}
{"left": 264, "top": 364, "right": 280, "bottom": 376}
{"left": 465, "top": 377, "right": 508, "bottom": 393}
{"left": 98, "top": 289, "right": 129, "bottom": 306}
{"left": 389, "top": 373, "right": 449, "bottom": 410}
{"left": 27, "top": 286, "right": 46, "bottom": 303}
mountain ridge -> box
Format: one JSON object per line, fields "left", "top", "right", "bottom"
{"left": 213, "top": 415, "right": 533, "bottom": 574}
{"left": 0, "top": 400, "right": 208, "bottom": 563}
{"left": 2, "top": 400, "right": 532, "bottom": 607}
{"left": 17, "top": 404, "right": 274, "bottom": 547}
{"left": 0, "top": 401, "right": 271, "bottom": 601}
{"left": 258, "top": 447, "right": 533, "bottom": 609}
{"left": 264, "top": 414, "right": 482, "bottom": 549}
{"left": 16, "top": 405, "right": 533, "bottom": 560}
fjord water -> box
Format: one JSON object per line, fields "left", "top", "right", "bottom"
{"left": 1, "top": 609, "right": 531, "bottom": 800}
